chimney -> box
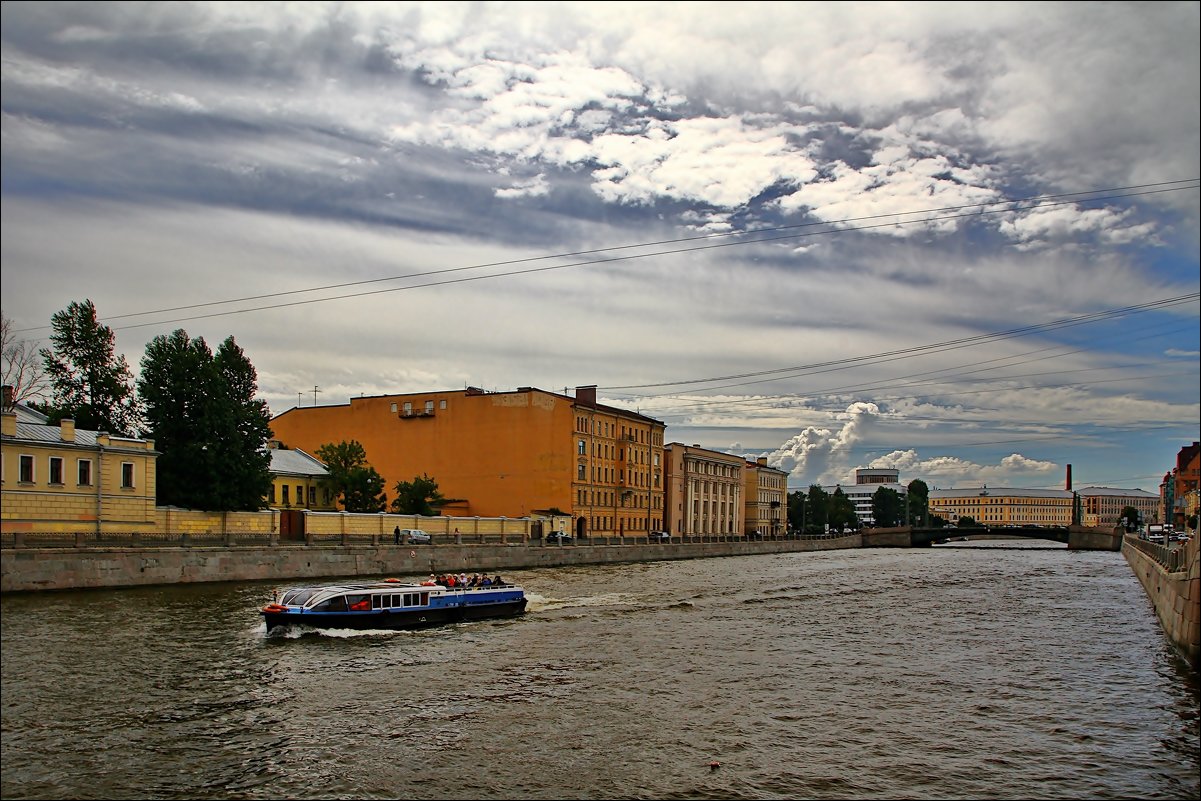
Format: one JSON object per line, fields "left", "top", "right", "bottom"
{"left": 575, "top": 385, "right": 597, "bottom": 406}
{"left": 757, "top": 457, "right": 768, "bottom": 466}
{"left": 1065, "top": 464, "right": 1072, "bottom": 492}
{"left": 1, "top": 385, "right": 13, "bottom": 411}
{"left": 60, "top": 418, "right": 75, "bottom": 443}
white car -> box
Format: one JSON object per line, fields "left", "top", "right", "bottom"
{"left": 400, "top": 529, "right": 431, "bottom": 544}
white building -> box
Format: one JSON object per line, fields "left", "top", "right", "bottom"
{"left": 823, "top": 468, "right": 908, "bottom": 526}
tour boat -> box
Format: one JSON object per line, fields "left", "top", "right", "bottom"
{"left": 261, "top": 578, "right": 527, "bottom": 632}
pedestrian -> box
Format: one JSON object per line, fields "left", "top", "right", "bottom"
{"left": 393, "top": 525, "right": 401, "bottom": 545}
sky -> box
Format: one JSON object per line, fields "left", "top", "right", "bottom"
{"left": 2, "top": 1, "right": 1198, "bottom": 495}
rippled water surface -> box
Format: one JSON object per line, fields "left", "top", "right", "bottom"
{"left": 2, "top": 542, "right": 1198, "bottom": 800}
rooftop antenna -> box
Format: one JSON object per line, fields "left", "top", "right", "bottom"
{"left": 312, "top": 385, "right": 321, "bottom": 406}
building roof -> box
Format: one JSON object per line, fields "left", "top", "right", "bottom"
{"left": 1075, "top": 486, "right": 1157, "bottom": 498}
{"left": 4, "top": 404, "right": 153, "bottom": 451}
{"left": 929, "top": 487, "right": 1072, "bottom": 499}
{"left": 269, "top": 447, "right": 329, "bottom": 478}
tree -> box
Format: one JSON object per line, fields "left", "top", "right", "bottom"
{"left": 40, "top": 300, "right": 139, "bottom": 434}
{"left": 390, "top": 474, "right": 446, "bottom": 515}
{"left": 787, "top": 490, "right": 806, "bottom": 533}
{"left": 139, "top": 330, "right": 272, "bottom": 510}
{"left": 1119, "top": 505, "right": 1141, "bottom": 532}
{"left": 806, "top": 484, "right": 830, "bottom": 533}
{"left": 828, "top": 486, "right": 858, "bottom": 531}
{"left": 906, "top": 478, "right": 929, "bottom": 526}
{"left": 315, "top": 440, "right": 387, "bottom": 512}
{"left": 957, "top": 515, "right": 977, "bottom": 528}
{"left": 1, "top": 310, "right": 50, "bottom": 406}
{"left": 871, "top": 486, "right": 904, "bottom": 528}
{"left": 213, "top": 336, "right": 273, "bottom": 509}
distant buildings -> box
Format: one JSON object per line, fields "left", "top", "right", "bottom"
{"left": 1161, "top": 442, "right": 1200, "bottom": 529}
{"left": 927, "top": 487, "right": 1074, "bottom": 527}
{"left": 1076, "top": 486, "right": 1159, "bottom": 528}
{"left": 270, "top": 385, "right": 668, "bottom": 540}
{"left": 823, "top": 468, "right": 908, "bottom": 526}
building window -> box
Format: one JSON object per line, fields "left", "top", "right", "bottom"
{"left": 282, "top": 485, "right": 290, "bottom": 505}
{"left": 78, "top": 459, "right": 93, "bottom": 486}
{"left": 439, "top": 399, "right": 447, "bottom": 410}
{"left": 269, "top": 484, "right": 276, "bottom": 503}
{"left": 296, "top": 485, "right": 304, "bottom": 506}
{"left": 19, "top": 454, "right": 34, "bottom": 483}
{"left": 578, "top": 439, "right": 586, "bottom": 455}
{"left": 578, "top": 464, "right": 586, "bottom": 480}
{"left": 403, "top": 402, "right": 412, "bottom": 415}
{"left": 121, "top": 462, "right": 135, "bottom": 488}
{"left": 49, "top": 457, "right": 64, "bottom": 485}
{"left": 425, "top": 400, "right": 434, "bottom": 413}
{"left": 308, "top": 487, "right": 316, "bottom": 506}
{"left": 391, "top": 403, "right": 398, "bottom": 413}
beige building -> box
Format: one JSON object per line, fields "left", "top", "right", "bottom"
{"left": 744, "top": 457, "right": 788, "bottom": 537}
{"left": 1, "top": 401, "right": 159, "bottom": 534}
{"left": 663, "top": 443, "right": 744, "bottom": 537}
{"left": 266, "top": 442, "right": 337, "bottom": 511}
{"left": 928, "top": 487, "right": 1073, "bottom": 526}
{"left": 1077, "top": 486, "right": 1160, "bottom": 528}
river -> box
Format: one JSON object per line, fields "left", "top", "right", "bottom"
{"left": 1, "top": 541, "right": 1197, "bottom": 800}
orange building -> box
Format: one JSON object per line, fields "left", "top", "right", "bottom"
{"left": 269, "top": 385, "right": 666, "bottom": 539}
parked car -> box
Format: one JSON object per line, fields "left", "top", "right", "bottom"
{"left": 545, "top": 531, "right": 573, "bottom": 544}
{"left": 648, "top": 531, "right": 671, "bottom": 542}
{"left": 401, "top": 529, "right": 431, "bottom": 544}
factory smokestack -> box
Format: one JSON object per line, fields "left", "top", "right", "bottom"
{"left": 1065, "top": 464, "right": 1072, "bottom": 491}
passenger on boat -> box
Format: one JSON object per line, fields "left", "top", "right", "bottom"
{"left": 480, "top": 575, "right": 493, "bottom": 586}
{"left": 492, "top": 575, "right": 504, "bottom": 587}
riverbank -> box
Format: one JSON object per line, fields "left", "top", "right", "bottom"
{"left": 1122, "top": 533, "right": 1200, "bottom": 667}
{"left": 0, "top": 534, "right": 863, "bottom": 592}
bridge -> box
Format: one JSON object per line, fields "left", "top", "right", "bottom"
{"left": 862, "top": 525, "right": 1124, "bottom": 551}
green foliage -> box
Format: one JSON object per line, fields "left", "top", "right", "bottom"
{"left": 40, "top": 300, "right": 140, "bottom": 435}
{"left": 390, "top": 474, "right": 446, "bottom": 515}
{"left": 870, "top": 486, "right": 905, "bottom": 527}
{"left": 906, "top": 478, "right": 929, "bottom": 526}
{"left": 805, "top": 484, "right": 829, "bottom": 532}
{"left": 138, "top": 331, "right": 272, "bottom": 511}
{"left": 957, "top": 516, "right": 977, "bottom": 528}
{"left": 827, "top": 486, "right": 858, "bottom": 530}
{"left": 316, "top": 440, "right": 387, "bottom": 512}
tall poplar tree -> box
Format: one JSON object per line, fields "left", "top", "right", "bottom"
{"left": 40, "top": 300, "right": 140, "bottom": 434}
{"left": 139, "top": 330, "right": 272, "bottom": 510}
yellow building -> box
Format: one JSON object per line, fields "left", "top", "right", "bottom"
{"left": 928, "top": 487, "right": 1073, "bottom": 526}
{"left": 1077, "top": 486, "right": 1160, "bottom": 528}
{"left": 744, "top": 457, "right": 788, "bottom": 536}
{"left": 1, "top": 403, "right": 159, "bottom": 534}
{"left": 662, "top": 443, "right": 745, "bottom": 537}
{"left": 269, "top": 385, "right": 666, "bottom": 539}
{"left": 266, "top": 442, "right": 337, "bottom": 511}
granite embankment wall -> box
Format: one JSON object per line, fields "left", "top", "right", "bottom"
{"left": 0, "top": 535, "right": 862, "bottom": 593}
{"left": 1122, "top": 534, "right": 1200, "bottom": 667}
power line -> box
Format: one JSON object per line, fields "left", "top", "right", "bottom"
{"left": 13, "top": 180, "right": 1198, "bottom": 334}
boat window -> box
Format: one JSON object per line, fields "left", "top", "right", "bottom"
{"left": 282, "top": 589, "right": 320, "bottom": 606}
{"left": 347, "top": 595, "right": 370, "bottom": 611}
{"left": 312, "top": 596, "right": 348, "bottom": 612}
